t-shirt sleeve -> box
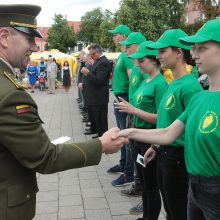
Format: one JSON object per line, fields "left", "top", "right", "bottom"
{"left": 123, "top": 53, "right": 134, "bottom": 70}
{"left": 178, "top": 107, "right": 188, "bottom": 124}
{"left": 182, "top": 80, "right": 202, "bottom": 109}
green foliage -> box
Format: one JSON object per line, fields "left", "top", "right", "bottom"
{"left": 47, "top": 14, "right": 77, "bottom": 53}
{"left": 77, "top": 8, "right": 105, "bottom": 44}
{"left": 182, "top": 20, "right": 205, "bottom": 35}
{"left": 115, "top": 0, "right": 185, "bottom": 41}
{"left": 99, "top": 21, "right": 116, "bottom": 51}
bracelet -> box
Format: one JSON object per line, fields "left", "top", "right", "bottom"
{"left": 151, "top": 144, "right": 160, "bottom": 152}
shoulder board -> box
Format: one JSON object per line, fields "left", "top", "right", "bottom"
{"left": 4, "top": 71, "right": 26, "bottom": 90}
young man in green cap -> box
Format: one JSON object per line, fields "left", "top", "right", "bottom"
{"left": 107, "top": 25, "right": 135, "bottom": 186}
{"left": 0, "top": 4, "right": 128, "bottom": 220}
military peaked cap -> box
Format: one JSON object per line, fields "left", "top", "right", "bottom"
{"left": 0, "top": 4, "right": 42, "bottom": 38}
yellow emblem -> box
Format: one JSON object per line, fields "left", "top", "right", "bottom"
{"left": 165, "top": 94, "right": 175, "bottom": 110}
{"left": 199, "top": 111, "right": 218, "bottom": 133}
{"left": 132, "top": 76, "right": 137, "bottom": 85}
{"left": 136, "top": 92, "right": 142, "bottom": 105}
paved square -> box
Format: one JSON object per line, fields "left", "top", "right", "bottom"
{"left": 31, "top": 85, "right": 166, "bottom": 220}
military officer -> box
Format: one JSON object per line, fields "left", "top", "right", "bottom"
{"left": 0, "top": 4, "right": 128, "bottom": 220}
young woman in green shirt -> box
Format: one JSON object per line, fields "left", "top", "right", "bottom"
{"left": 116, "top": 19, "right": 220, "bottom": 220}
{"left": 116, "top": 44, "right": 167, "bottom": 220}
{"left": 118, "top": 29, "right": 202, "bottom": 220}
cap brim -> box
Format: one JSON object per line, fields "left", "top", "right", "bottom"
{"left": 14, "top": 26, "right": 43, "bottom": 38}
{"left": 129, "top": 50, "right": 158, "bottom": 59}
{"left": 119, "top": 40, "right": 131, "bottom": 45}
{"left": 108, "top": 29, "right": 117, "bottom": 34}
{"left": 179, "top": 35, "right": 210, "bottom": 45}
{"left": 146, "top": 42, "right": 167, "bottom": 49}
{"left": 129, "top": 52, "right": 145, "bottom": 59}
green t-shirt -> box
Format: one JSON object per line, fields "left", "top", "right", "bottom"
{"left": 191, "top": 66, "right": 199, "bottom": 79}
{"left": 129, "top": 66, "right": 148, "bottom": 105}
{"left": 179, "top": 91, "right": 220, "bottom": 176}
{"left": 157, "top": 74, "right": 202, "bottom": 147}
{"left": 113, "top": 52, "right": 134, "bottom": 95}
{"left": 133, "top": 73, "right": 168, "bottom": 128}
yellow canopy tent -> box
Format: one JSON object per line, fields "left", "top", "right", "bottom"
{"left": 30, "top": 49, "right": 78, "bottom": 77}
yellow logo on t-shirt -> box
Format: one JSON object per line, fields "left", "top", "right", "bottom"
{"left": 199, "top": 111, "right": 218, "bottom": 133}
{"left": 132, "top": 76, "right": 137, "bottom": 86}
{"left": 165, "top": 94, "right": 175, "bottom": 109}
{"left": 136, "top": 92, "right": 143, "bottom": 105}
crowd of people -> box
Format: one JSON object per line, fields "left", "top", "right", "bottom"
{"left": 76, "top": 20, "right": 220, "bottom": 220}
{"left": 1, "top": 3, "right": 220, "bottom": 220}
{"left": 15, "top": 56, "right": 72, "bottom": 94}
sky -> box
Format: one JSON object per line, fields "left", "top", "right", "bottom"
{"left": 1, "top": 0, "right": 121, "bottom": 26}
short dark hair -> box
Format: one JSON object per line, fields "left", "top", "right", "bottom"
{"left": 88, "top": 44, "right": 103, "bottom": 53}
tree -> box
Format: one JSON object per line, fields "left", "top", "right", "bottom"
{"left": 114, "top": 0, "right": 185, "bottom": 41}
{"left": 47, "top": 14, "right": 77, "bottom": 53}
{"left": 189, "top": 0, "right": 220, "bottom": 20}
{"left": 99, "top": 10, "right": 117, "bottom": 51}
{"left": 77, "top": 8, "right": 105, "bottom": 45}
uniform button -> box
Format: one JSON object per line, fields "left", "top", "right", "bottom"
{"left": 27, "top": 194, "right": 30, "bottom": 199}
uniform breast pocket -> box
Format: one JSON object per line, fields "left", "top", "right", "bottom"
{"left": 7, "top": 184, "right": 39, "bottom": 220}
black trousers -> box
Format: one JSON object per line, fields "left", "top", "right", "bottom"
{"left": 188, "top": 175, "right": 220, "bottom": 220}
{"left": 87, "top": 104, "right": 108, "bottom": 137}
{"left": 157, "top": 145, "right": 189, "bottom": 220}
{"left": 134, "top": 141, "right": 161, "bottom": 220}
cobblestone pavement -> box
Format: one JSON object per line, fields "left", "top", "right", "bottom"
{"left": 30, "top": 85, "right": 166, "bottom": 220}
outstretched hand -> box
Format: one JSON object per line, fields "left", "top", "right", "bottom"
{"left": 99, "top": 127, "right": 129, "bottom": 154}
{"left": 114, "top": 97, "right": 136, "bottom": 114}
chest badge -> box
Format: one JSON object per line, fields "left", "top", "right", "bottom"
{"left": 165, "top": 94, "right": 175, "bottom": 110}
{"left": 199, "top": 111, "right": 218, "bottom": 133}
{"left": 136, "top": 92, "right": 143, "bottom": 105}
{"left": 132, "top": 76, "right": 137, "bottom": 86}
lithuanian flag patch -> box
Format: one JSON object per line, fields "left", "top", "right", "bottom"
{"left": 16, "top": 104, "right": 31, "bottom": 114}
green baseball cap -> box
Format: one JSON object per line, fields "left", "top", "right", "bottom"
{"left": 0, "top": 4, "right": 42, "bottom": 38}
{"left": 147, "top": 29, "right": 191, "bottom": 50}
{"left": 119, "top": 32, "right": 146, "bottom": 45}
{"left": 108, "top": 24, "right": 131, "bottom": 36}
{"left": 129, "top": 41, "right": 158, "bottom": 58}
{"left": 179, "top": 19, "right": 220, "bottom": 45}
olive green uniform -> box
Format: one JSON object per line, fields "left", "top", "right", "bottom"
{"left": 0, "top": 59, "right": 102, "bottom": 220}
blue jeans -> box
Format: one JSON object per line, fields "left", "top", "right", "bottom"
{"left": 114, "top": 99, "right": 134, "bottom": 178}
{"left": 188, "top": 175, "right": 220, "bottom": 220}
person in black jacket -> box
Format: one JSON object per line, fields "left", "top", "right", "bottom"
{"left": 81, "top": 44, "right": 111, "bottom": 137}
